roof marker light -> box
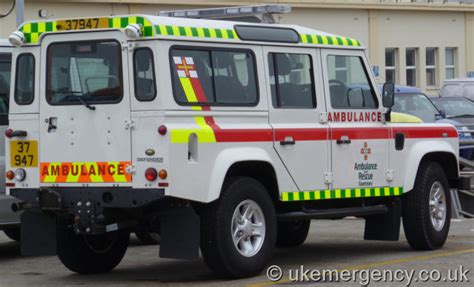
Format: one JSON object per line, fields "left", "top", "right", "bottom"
{"left": 8, "top": 31, "right": 25, "bottom": 46}
{"left": 124, "top": 24, "right": 141, "bottom": 39}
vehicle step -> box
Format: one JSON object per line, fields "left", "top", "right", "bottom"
{"left": 277, "top": 205, "right": 388, "bottom": 221}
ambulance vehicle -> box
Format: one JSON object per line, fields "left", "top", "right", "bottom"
{"left": 5, "top": 5, "right": 459, "bottom": 278}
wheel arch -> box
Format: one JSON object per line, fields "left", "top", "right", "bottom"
{"left": 207, "top": 148, "right": 279, "bottom": 203}
{"left": 404, "top": 141, "right": 459, "bottom": 192}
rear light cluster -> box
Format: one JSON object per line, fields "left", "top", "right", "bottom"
{"left": 4, "top": 129, "right": 13, "bottom": 138}
{"left": 144, "top": 168, "right": 168, "bottom": 182}
{"left": 6, "top": 168, "right": 26, "bottom": 181}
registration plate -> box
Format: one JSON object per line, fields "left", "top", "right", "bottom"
{"left": 10, "top": 141, "right": 38, "bottom": 167}
{"left": 56, "top": 18, "right": 109, "bottom": 31}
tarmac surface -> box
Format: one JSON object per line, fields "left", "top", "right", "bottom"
{"left": 0, "top": 218, "right": 472, "bottom": 286}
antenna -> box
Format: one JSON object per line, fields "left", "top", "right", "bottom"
{"left": 158, "top": 4, "right": 291, "bottom": 24}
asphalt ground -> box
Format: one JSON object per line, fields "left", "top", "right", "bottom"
{"left": 0, "top": 218, "right": 472, "bottom": 286}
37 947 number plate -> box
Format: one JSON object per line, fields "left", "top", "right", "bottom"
{"left": 56, "top": 18, "right": 109, "bottom": 31}
{"left": 10, "top": 141, "right": 38, "bottom": 167}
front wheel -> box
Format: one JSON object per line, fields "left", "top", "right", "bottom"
{"left": 57, "top": 228, "right": 129, "bottom": 274}
{"left": 402, "top": 161, "right": 451, "bottom": 250}
{"left": 200, "top": 176, "right": 276, "bottom": 278}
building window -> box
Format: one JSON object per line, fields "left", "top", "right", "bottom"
{"left": 406, "top": 48, "right": 417, "bottom": 87}
{"left": 426, "top": 47, "right": 437, "bottom": 87}
{"left": 385, "top": 48, "right": 397, "bottom": 83}
{"left": 445, "top": 47, "right": 456, "bottom": 80}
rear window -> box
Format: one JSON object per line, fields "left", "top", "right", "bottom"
{"left": 171, "top": 47, "right": 258, "bottom": 106}
{"left": 442, "top": 84, "right": 460, "bottom": 97}
{"left": 462, "top": 84, "right": 474, "bottom": 100}
{"left": 0, "top": 53, "right": 11, "bottom": 114}
{"left": 14, "top": 53, "right": 35, "bottom": 105}
{"left": 46, "top": 40, "right": 123, "bottom": 105}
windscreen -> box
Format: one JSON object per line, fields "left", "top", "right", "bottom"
{"left": 46, "top": 40, "right": 123, "bottom": 105}
{"left": 432, "top": 98, "right": 474, "bottom": 118}
{"left": 392, "top": 93, "right": 439, "bottom": 123}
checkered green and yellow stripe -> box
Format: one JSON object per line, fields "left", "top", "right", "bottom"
{"left": 109, "top": 16, "right": 154, "bottom": 37}
{"left": 300, "top": 34, "right": 361, "bottom": 47}
{"left": 20, "top": 21, "right": 57, "bottom": 44}
{"left": 280, "top": 186, "right": 403, "bottom": 202}
{"left": 19, "top": 16, "right": 154, "bottom": 44}
{"left": 155, "top": 25, "right": 238, "bottom": 40}
{"left": 18, "top": 16, "right": 362, "bottom": 48}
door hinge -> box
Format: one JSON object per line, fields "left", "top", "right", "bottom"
{"left": 320, "top": 112, "right": 328, "bottom": 124}
{"left": 324, "top": 172, "right": 333, "bottom": 184}
{"left": 125, "top": 120, "right": 136, "bottom": 130}
{"left": 126, "top": 164, "right": 136, "bottom": 175}
{"left": 386, "top": 170, "right": 395, "bottom": 182}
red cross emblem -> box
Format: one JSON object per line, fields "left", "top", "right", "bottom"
{"left": 174, "top": 57, "right": 197, "bottom": 78}
{"left": 360, "top": 142, "right": 371, "bottom": 161}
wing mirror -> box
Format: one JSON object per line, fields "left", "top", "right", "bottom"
{"left": 382, "top": 82, "right": 395, "bottom": 122}
{"left": 382, "top": 82, "right": 395, "bottom": 108}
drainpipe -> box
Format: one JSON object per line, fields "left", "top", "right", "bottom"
{"left": 16, "top": 0, "right": 24, "bottom": 27}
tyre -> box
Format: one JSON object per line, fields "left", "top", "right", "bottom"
{"left": 276, "top": 219, "right": 310, "bottom": 248}
{"left": 3, "top": 227, "right": 21, "bottom": 242}
{"left": 200, "top": 176, "right": 276, "bottom": 278}
{"left": 402, "top": 161, "right": 451, "bottom": 250}
{"left": 57, "top": 227, "right": 129, "bottom": 274}
{"left": 135, "top": 231, "right": 160, "bottom": 245}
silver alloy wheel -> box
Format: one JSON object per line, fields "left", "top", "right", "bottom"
{"left": 231, "top": 199, "right": 266, "bottom": 257}
{"left": 429, "top": 181, "right": 447, "bottom": 232}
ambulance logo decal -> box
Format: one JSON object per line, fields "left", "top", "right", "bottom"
{"left": 174, "top": 57, "right": 198, "bottom": 78}
{"left": 360, "top": 142, "right": 371, "bottom": 161}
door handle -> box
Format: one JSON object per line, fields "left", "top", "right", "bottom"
{"left": 47, "top": 117, "right": 57, "bottom": 133}
{"left": 336, "top": 136, "right": 351, "bottom": 145}
{"left": 280, "top": 136, "right": 295, "bottom": 146}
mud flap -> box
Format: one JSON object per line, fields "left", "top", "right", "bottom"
{"left": 159, "top": 206, "right": 200, "bottom": 260}
{"left": 21, "top": 211, "right": 57, "bottom": 256}
{"left": 364, "top": 198, "right": 401, "bottom": 241}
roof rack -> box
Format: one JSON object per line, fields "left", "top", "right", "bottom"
{"left": 158, "top": 4, "right": 291, "bottom": 24}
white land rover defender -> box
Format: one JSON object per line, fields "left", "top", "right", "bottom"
{"left": 5, "top": 6, "right": 459, "bottom": 278}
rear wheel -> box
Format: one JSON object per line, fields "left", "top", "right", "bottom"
{"left": 3, "top": 227, "right": 21, "bottom": 242}
{"left": 200, "top": 176, "right": 276, "bottom": 278}
{"left": 402, "top": 161, "right": 451, "bottom": 250}
{"left": 57, "top": 228, "right": 129, "bottom": 274}
{"left": 276, "top": 219, "right": 310, "bottom": 247}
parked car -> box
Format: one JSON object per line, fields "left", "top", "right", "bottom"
{"left": 0, "top": 39, "right": 21, "bottom": 241}
{"left": 391, "top": 85, "right": 472, "bottom": 158}
{"left": 431, "top": 97, "right": 474, "bottom": 159}
{"left": 441, "top": 78, "right": 474, "bottom": 100}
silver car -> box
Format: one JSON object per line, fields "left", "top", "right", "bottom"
{"left": 0, "top": 39, "right": 21, "bottom": 241}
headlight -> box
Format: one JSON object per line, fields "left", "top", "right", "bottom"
{"left": 14, "top": 168, "right": 26, "bottom": 181}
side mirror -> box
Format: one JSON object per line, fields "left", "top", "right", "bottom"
{"left": 382, "top": 82, "right": 395, "bottom": 108}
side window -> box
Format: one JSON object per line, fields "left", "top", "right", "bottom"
{"left": 171, "top": 48, "right": 258, "bottom": 106}
{"left": 0, "top": 53, "right": 11, "bottom": 117}
{"left": 15, "top": 53, "right": 35, "bottom": 105}
{"left": 133, "top": 48, "right": 156, "bottom": 101}
{"left": 268, "top": 53, "right": 316, "bottom": 109}
{"left": 327, "top": 55, "right": 378, "bottom": 109}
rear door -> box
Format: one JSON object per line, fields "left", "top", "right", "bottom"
{"left": 39, "top": 32, "right": 132, "bottom": 186}
{"left": 265, "top": 46, "right": 330, "bottom": 192}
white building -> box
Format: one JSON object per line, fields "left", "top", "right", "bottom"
{"left": 1, "top": 0, "right": 474, "bottom": 94}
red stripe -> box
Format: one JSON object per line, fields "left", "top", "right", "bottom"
{"left": 275, "top": 128, "right": 328, "bottom": 141}
{"left": 392, "top": 126, "right": 458, "bottom": 139}
{"left": 332, "top": 127, "right": 390, "bottom": 140}
{"left": 214, "top": 128, "right": 273, "bottom": 142}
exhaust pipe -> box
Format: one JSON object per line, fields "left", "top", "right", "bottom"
{"left": 12, "top": 202, "right": 31, "bottom": 213}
